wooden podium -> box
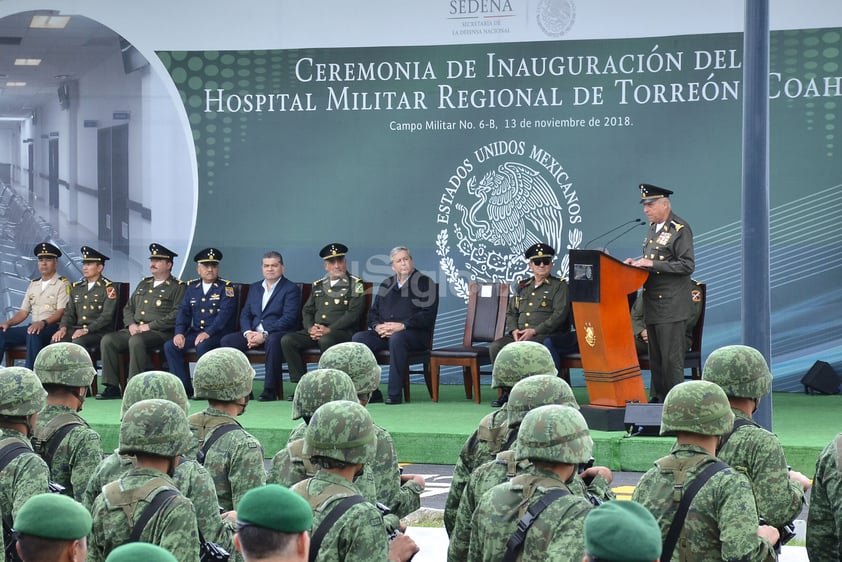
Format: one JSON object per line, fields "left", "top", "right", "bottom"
{"left": 568, "top": 250, "right": 649, "bottom": 426}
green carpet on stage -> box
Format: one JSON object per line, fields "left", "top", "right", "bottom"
{"left": 80, "top": 382, "right": 840, "bottom": 474}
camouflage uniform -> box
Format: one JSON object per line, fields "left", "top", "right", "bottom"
{"left": 83, "top": 371, "right": 233, "bottom": 552}
{"left": 467, "top": 405, "right": 595, "bottom": 562}
{"left": 806, "top": 433, "right": 842, "bottom": 561}
{"left": 445, "top": 342, "right": 557, "bottom": 535}
{"left": 702, "top": 345, "right": 804, "bottom": 528}
{"left": 88, "top": 399, "right": 199, "bottom": 562}
{"left": 190, "top": 348, "right": 264, "bottom": 511}
{"left": 318, "top": 342, "right": 423, "bottom": 518}
{"left": 631, "top": 380, "right": 776, "bottom": 562}
{"left": 31, "top": 342, "right": 103, "bottom": 501}
{"left": 0, "top": 367, "right": 51, "bottom": 530}
{"left": 291, "top": 400, "right": 391, "bottom": 562}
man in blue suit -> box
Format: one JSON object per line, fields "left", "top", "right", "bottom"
{"left": 163, "top": 247, "right": 237, "bottom": 397}
{"left": 220, "top": 251, "right": 301, "bottom": 401}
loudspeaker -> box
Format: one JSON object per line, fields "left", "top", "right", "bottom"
{"left": 801, "top": 360, "right": 841, "bottom": 395}
{"left": 624, "top": 403, "right": 664, "bottom": 437}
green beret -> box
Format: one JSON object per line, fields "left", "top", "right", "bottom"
{"left": 584, "top": 501, "right": 662, "bottom": 562}
{"left": 14, "top": 494, "right": 92, "bottom": 540}
{"left": 105, "top": 543, "right": 178, "bottom": 562}
{"left": 237, "top": 484, "right": 313, "bottom": 533}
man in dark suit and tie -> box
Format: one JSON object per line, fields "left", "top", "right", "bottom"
{"left": 220, "top": 251, "right": 301, "bottom": 401}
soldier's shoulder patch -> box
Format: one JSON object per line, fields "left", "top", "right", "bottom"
{"left": 691, "top": 289, "right": 702, "bottom": 302}
{"left": 225, "top": 286, "right": 235, "bottom": 298}
{"left": 355, "top": 281, "right": 364, "bottom": 294}
{"left": 106, "top": 286, "right": 118, "bottom": 300}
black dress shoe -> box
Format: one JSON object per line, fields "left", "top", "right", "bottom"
{"left": 369, "top": 389, "right": 384, "bottom": 403}
{"left": 257, "top": 392, "right": 277, "bottom": 402}
{"left": 95, "top": 385, "right": 121, "bottom": 400}
{"left": 384, "top": 396, "right": 402, "bottom": 405}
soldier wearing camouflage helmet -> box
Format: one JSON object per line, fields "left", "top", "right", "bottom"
{"left": 444, "top": 341, "right": 556, "bottom": 537}
{"left": 702, "top": 345, "right": 809, "bottom": 531}
{"left": 807, "top": 432, "right": 842, "bottom": 560}
{"left": 190, "top": 347, "right": 265, "bottom": 511}
{"left": 88, "top": 399, "right": 199, "bottom": 562}
{"left": 291, "top": 400, "right": 419, "bottom": 562}
{"left": 82, "top": 371, "right": 234, "bottom": 555}
{"left": 0, "top": 367, "right": 51, "bottom": 536}
{"left": 31, "top": 342, "right": 103, "bottom": 501}
{"left": 317, "top": 342, "right": 426, "bottom": 519}
{"left": 447, "top": 376, "right": 615, "bottom": 562}
{"left": 468, "top": 404, "right": 595, "bottom": 562}
{"left": 632, "top": 381, "right": 778, "bottom": 562}
{"left": 268, "top": 369, "right": 359, "bottom": 488}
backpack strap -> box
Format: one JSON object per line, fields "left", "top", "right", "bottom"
{"left": 288, "top": 438, "right": 317, "bottom": 478}
{"left": 0, "top": 440, "right": 32, "bottom": 562}
{"left": 502, "top": 486, "right": 569, "bottom": 562}
{"left": 103, "top": 476, "right": 174, "bottom": 526}
{"left": 307, "top": 495, "right": 366, "bottom": 562}
{"left": 196, "top": 423, "right": 240, "bottom": 465}
{"left": 715, "top": 417, "right": 754, "bottom": 455}
{"left": 129, "top": 488, "right": 180, "bottom": 542}
{"left": 661, "top": 459, "right": 729, "bottom": 562}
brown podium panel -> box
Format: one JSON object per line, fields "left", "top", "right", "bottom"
{"left": 569, "top": 250, "right": 649, "bottom": 407}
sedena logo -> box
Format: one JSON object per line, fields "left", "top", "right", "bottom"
{"left": 435, "top": 140, "right": 584, "bottom": 301}
{"left": 536, "top": 0, "right": 576, "bottom": 38}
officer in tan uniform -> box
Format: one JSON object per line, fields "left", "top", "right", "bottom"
{"left": 52, "top": 246, "right": 119, "bottom": 349}
{"left": 0, "top": 242, "right": 69, "bottom": 368}
{"left": 97, "top": 243, "right": 186, "bottom": 399}
{"left": 281, "top": 243, "right": 366, "bottom": 395}
{"left": 488, "top": 243, "right": 570, "bottom": 404}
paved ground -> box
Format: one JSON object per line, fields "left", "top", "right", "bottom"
{"left": 401, "top": 463, "right": 810, "bottom": 562}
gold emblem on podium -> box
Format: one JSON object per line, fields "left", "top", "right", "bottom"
{"left": 584, "top": 322, "right": 596, "bottom": 347}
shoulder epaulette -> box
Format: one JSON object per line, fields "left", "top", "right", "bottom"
{"left": 142, "top": 275, "right": 153, "bottom": 282}
{"left": 187, "top": 278, "right": 200, "bottom": 285}
{"left": 72, "top": 280, "right": 84, "bottom": 287}
{"left": 692, "top": 278, "right": 702, "bottom": 286}
{"left": 350, "top": 275, "right": 362, "bottom": 283}
{"left": 102, "top": 276, "right": 113, "bottom": 285}
{"left": 219, "top": 278, "right": 231, "bottom": 285}
{"left": 517, "top": 277, "right": 531, "bottom": 290}
{"left": 671, "top": 220, "right": 685, "bottom": 232}
{"left": 59, "top": 276, "right": 68, "bottom": 282}
{"left": 313, "top": 277, "right": 325, "bottom": 286}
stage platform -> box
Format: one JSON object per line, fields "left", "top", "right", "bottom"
{"left": 80, "top": 381, "right": 840, "bottom": 474}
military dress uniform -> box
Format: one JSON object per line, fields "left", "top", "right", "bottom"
{"left": 637, "top": 184, "right": 695, "bottom": 402}
{"left": 57, "top": 245, "right": 118, "bottom": 348}
{"left": 0, "top": 243, "right": 70, "bottom": 368}
{"left": 163, "top": 248, "right": 237, "bottom": 396}
{"left": 99, "top": 245, "right": 186, "bottom": 395}
{"left": 281, "top": 273, "right": 366, "bottom": 383}
{"left": 631, "top": 280, "right": 703, "bottom": 355}
{"left": 488, "top": 244, "right": 570, "bottom": 363}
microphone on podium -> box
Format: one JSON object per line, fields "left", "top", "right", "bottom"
{"left": 602, "top": 220, "right": 647, "bottom": 253}
{"left": 584, "top": 218, "right": 644, "bottom": 248}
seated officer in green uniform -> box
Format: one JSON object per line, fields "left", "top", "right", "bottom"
{"left": 97, "top": 243, "right": 186, "bottom": 399}
{"left": 52, "top": 246, "right": 118, "bottom": 348}
{"left": 281, "top": 243, "right": 365, "bottom": 399}
{"left": 488, "top": 243, "right": 570, "bottom": 406}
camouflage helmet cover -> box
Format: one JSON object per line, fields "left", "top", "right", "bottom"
{"left": 33, "top": 342, "right": 96, "bottom": 387}
{"left": 292, "top": 368, "right": 358, "bottom": 420}
{"left": 193, "top": 347, "right": 255, "bottom": 401}
{"left": 303, "top": 400, "right": 376, "bottom": 464}
{"left": 702, "top": 345, "right": 772, "bottom": 399}
{"left": 122, "top": 370, "right": 190, "bottom": 417}
{"left": 660, "top": 380, "right": 735, "bottom": 437}
{"left": 515, "top": 404, "right": 593, "bottom": 464}
{"left": 318, "top": 342, "right": 381, "bottom": 395}
{"left": 119, "top": 398, "right": 192, "bottom": 457}
{"left": 507, "top": 374, "right": 579, "bottom": 428}
{"left": 492, "top": 341, "right": 558, "bottom": 389}
{"left": 0, "top": 367, "right": 47, "bottom": 416}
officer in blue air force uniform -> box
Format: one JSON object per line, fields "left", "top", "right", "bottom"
{"left": 163, "top": 247, "right": 237, "bottom": 396}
